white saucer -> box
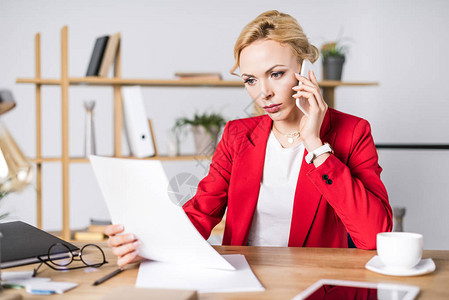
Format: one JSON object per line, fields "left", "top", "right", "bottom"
{"left": 365, "top": 255, "right": 436, "bottom": 276}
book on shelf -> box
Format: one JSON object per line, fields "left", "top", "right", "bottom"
{"left": 147, "top": 119, "right": 159, "bottom": 156}
{"left": 90, "top": 217, "right": 112, "bottom": 226}
{"left": 0, "top": 221, "right": 78, "bottom": 268}
{"left": 98, "top": 32, "right": 120, "bottom": 77}
{"left": 88, "top": 218, "right": 111, "bottom": 233}
{"left": 88, "top": 223, "right": 109, "bottom": 234}
{"left": 122, "top": 86, "right": 156, "bottom": 158}
{"left": 175, "top": 72, "right": 222, "bottom": 81}
{"left": 87, "top": 224, "right": 108, "bottom": 234}
{"left": 73, "top": 231, "right": 106, "bottom": 241}
{"left": 73, "top": 218, "right": 110, "bottom": 241}
{"left": 86, "top": 35, "right": 109, "bottom": 76}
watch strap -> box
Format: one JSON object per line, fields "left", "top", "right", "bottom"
{"left": 305, "top": 143, "right": 333, "bottom": 164}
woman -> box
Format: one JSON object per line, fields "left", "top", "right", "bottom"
{"left": 106, "top": 10, "right": 392, "bottom": 267}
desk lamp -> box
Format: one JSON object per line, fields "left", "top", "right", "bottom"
{"left": 0, "top": 90, "right": 33, "bottom": 192}
{"left": 0, "top": 89, "right": 32, "bottom": 300}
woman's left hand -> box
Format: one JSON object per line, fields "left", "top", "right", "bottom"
{"left": 292, "top": 70, "right": 328, "bottom": 152}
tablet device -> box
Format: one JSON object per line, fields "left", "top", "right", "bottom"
{"left": 292, "top": 279, "right": 419, "bottom": 300}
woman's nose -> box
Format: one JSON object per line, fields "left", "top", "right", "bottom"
{"left": 260, "top": 82, "right": 273, "bottom": 100}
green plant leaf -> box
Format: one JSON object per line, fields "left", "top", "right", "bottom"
{"left": 321, "top": 41, "right": 347, "bottom": 58}
{"left": 174, "top": 111, "right": 226, "bottom": 136}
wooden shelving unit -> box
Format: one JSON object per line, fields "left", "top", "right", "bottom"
{"left": 16, "top": 26, "right": 378, "bottom": 240}
{"left": 16, "top": 26, "right": 231, "bottom": 240}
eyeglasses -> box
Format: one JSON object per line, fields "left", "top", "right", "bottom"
{"left": 33, "top": 243, "right": 108, "bottom": 276}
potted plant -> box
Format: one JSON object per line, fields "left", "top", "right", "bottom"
{"left": 321, "top": 41, "right": 348, "bottom": 81}
{"left": 174, "top": 112, "right": 226, "bottom": 156}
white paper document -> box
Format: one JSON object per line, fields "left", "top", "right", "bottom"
{"left": 89, "top": 155, "right": 234, "bottom": 270}
{"left": 136, "top": 254, "right": 265, "bottom": 293}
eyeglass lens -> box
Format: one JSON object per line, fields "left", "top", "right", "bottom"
{"left": 48, "top": 243, "right": 73, "bottom": 266}
{"left": 80, "top": 244, "right": 105, "bottom": 266}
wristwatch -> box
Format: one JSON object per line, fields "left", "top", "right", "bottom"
{"left": 305, "top": 143, "right": 334, "bottom": 164}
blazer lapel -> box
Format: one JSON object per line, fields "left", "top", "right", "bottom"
{"left": 289, "top": 109, "right": 336, "bottom": 246}
{"left": 231, "top": 116, "right": 272, "bottom": 244}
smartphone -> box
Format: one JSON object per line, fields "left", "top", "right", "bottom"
{"left": 295, "top": 59, "right": 313, "bottom": 116}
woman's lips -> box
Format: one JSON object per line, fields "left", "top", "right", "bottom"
{"left": 263, "top": 103, "right": 282, "bottom": 113}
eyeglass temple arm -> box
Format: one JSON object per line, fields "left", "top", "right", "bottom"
{"left": 33, "top": 256, "right": 46, "bottom": 277}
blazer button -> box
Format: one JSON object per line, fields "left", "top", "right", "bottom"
{"left": 322, "top": 174, "right": 329, "bottom": 180}
{"left": 326, "top": 179, "right": 333, "bottom": 185}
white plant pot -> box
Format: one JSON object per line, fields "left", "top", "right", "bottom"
{"left": 191, "top": 125, "right": 219, "bottom": 156}
{"left": 166, "top": 130, "right": 180, "bottom": 157}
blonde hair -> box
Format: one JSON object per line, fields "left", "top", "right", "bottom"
{"left": 231, "top": 10, "right": 319, "bottom": 75}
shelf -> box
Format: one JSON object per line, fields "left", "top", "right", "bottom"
{"left": 318, "top": 80, "right": 378, "bottom": 87}
{"left": 17, "top": 77, "right": 378, "bottom": 88}
{"left": 17, "top": 77, "right": 244, "bottom": 87}
{"left": 30, "top": 155, "right": 213, "bottom": 164}
{"left": 30, "top": 157, "right": 62, "bottom": 163}
{"left": 16, "top": 78, "right": 62, "bottom": 85}
{"left": 376, "top": 144, "right": 449, "bottom": 150}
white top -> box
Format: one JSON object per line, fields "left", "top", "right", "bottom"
{"left": 247, "top": 132, "right": 305, "bottom": 246}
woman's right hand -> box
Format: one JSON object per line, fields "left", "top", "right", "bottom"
{"left": 104, "top": 224, "right": 143, "bottom": 267}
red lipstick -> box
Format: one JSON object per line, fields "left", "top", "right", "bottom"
{"left": 263, "top": 103, "right": 282, "bottom": 113}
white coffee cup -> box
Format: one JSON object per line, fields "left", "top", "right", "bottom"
{"left": 376, "top": 232, "right": 423, "bottom": 270}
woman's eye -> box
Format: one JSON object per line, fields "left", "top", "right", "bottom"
{"left": 244, "top": 78, "right": 256, "bottom": 85}
{"left": 271, "top": 71, "right": 285, "bottom": 79}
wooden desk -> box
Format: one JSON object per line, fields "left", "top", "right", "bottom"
{"left": 3, "top": 244, "right": 448, "bottom": 299}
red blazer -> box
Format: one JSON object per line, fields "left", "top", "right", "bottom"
{"left": 183, "top": 108, "right": 392, "bottom": 249}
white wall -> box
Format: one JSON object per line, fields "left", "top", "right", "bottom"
{"left": 1, "top": 0, "right": 448, "bottom": 249}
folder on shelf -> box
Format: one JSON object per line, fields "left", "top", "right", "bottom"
{"left": 0, "top": 221, "right": 79, "bottom": 269}
{"left": 98, "top": 33, "right": 120, "bottom": 77}
{"left": 122, "top": 86, "right": 156, "bottom": 158}
{"left": 86, "top": 35, "right": 109, "bottom": 76}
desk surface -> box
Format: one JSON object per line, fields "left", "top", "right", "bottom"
{"left": 3, "top": 244, "right": 449, "bottom": 299}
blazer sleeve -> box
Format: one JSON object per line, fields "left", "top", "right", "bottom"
{"left": 182, "top": 122, "right": 234, "bottom": 240}
{"left": 307, "top": 119, "right": 392, "bottom": 249}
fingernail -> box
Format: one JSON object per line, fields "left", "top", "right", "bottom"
{"left": 133, "top": 241, "right": 141, "bottom": 247}
{"left": 127, "top": 234, "right": 135, "bottom": 241}
{"left": 118, "top": 224, "right": 124, "bottom": 230}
